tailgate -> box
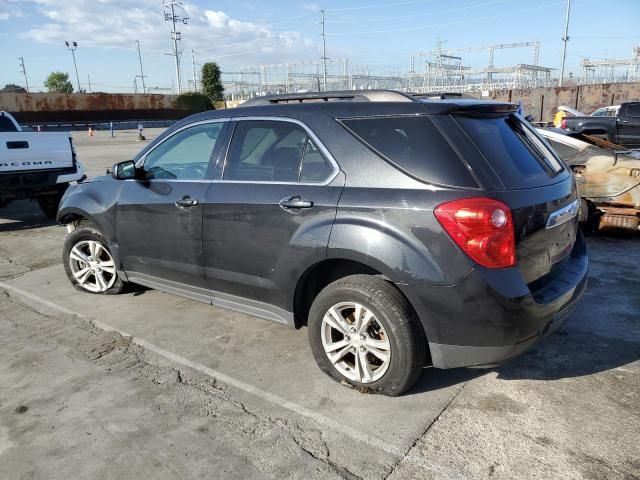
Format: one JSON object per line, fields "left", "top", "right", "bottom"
{"left": 452, "top": 111, "right": 579, "bottom": 284}
{"left": 0, "top": 132, "right": 73, "bottom": 172}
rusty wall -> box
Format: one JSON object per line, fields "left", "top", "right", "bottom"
{"left": 0, "top": 92, "right": 188, "bottom": 123}
{"left": 489, "top": 82, "right": 640, "bottom": 122}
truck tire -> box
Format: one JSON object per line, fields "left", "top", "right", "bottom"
{"left": 308, "top": 275, "right": 427, "bottom": 396}
{"left": 63, "top": 222, "right": 126, "bottom": 294}
{"left": 37, "top": 188, "right": 66, "bottom": 219}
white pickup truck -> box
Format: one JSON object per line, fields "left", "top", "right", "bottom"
{"left": 0, "top": 111, "right": 85, "bottom": 218}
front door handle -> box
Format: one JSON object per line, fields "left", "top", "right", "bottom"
{"left": 279, "top": 195, "right": 314, "bottom": 212}
{"left": 175, "top": 195, "right": 199, "bottom": 208}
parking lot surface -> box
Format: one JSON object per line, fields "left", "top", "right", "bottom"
{"left": 0, "top": 131, "right": 638, "bottom": 479}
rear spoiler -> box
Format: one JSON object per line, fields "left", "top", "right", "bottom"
{"left": 447, "top": 103, "right": 518, "bottom": 115}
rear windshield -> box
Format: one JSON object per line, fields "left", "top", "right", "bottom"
{"left": 455, "top": 114, "right": 565, "bottom": 189}
{"left": 0, "top": 115, "right": 18, "bottom": 132}
{"left": 340, "top": 115, "right": 477, "bottom": 187}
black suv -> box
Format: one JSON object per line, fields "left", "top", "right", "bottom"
{"left": 58, "top": 90, "right": 588, "bottom": 395}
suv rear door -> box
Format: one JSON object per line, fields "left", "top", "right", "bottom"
{"left": 202, "top": 117, "right": 343, "bottom": 319}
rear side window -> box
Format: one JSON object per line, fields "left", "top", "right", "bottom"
{"left": 224, "top": 120, "right": 334, "bottom": 183}
{"left": 340, "top": 115, "right": 477, "bottom": 187}
{"left": 624, "top": 103, "right": 640, "bottom": 117}
{"left": 455, "top": 114, "right": 564, "bottom": 189}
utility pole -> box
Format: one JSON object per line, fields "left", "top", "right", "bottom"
{"left": 87, "top": 74, "right": 92, "bottom": 92}
{"left": 163, "top": 1, "right": 189, "bottom": 94}
{"left": 559, "top": 0, "right": 571, "bottom": 87}
{"left": 65, "top": 41, "right": 81, "bottom": 92}
{"left": 191, "top": 49, "right": 197, "bottom": 91}
{"left": 136, "top": 40, "right": 147, "bottom": 94}
{"left": 134, "top": 77, "right": 138, "bottom": 94}
{"left": 320, "top": 10, "right": 327, "bottom": 92}
{"left": 18, "top": 57, "right": 29, "bottom": 92}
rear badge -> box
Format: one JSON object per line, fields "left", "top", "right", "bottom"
{"left": 546, "top": 199, "right": 579, "bottom": 229}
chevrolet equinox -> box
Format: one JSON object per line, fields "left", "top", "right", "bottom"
{"left": 58, "top": 90, "right": 588, "bottom": 395}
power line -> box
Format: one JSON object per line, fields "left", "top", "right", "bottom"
{"left": 328, "top": 0, "right": 512, "bottom": 23}
{"left": 326, "top": 2, "right": 564, "bottom": 35}
{"left": 326, "top": 0, "right": 435, "bottom": 12}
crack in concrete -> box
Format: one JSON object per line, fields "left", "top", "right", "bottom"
{"left": 383, "top": 383, "right": 467, "bottom": 480}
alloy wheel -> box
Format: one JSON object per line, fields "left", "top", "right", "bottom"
{"left": 68, "top": 240, "right": 117, "bottom": 293}
{"left": 320, "top": 302, "right": 391, "bottom": 383}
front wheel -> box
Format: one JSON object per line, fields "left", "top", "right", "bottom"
{"left": 63, "top": 223, "right": 125, "bottom": 294}
{"left": 308, "top": 275, "right": 427, "bottom": 396}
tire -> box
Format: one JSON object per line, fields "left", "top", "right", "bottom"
{"left": 63, "top": 222, "right": 125, "bottom": 294}
{"left": 37, "top": 187, "right": 66, "bottom": 219}
{"left": 308, "top": 275, "right": 426, "bottom": 396}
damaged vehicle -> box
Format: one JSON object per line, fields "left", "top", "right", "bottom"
{"left": 538, "top": 128, "right": 640, "bottom": 232}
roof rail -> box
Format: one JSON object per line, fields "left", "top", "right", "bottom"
{"left": 409, "top": 92, "right": 478, "bottom": 100}
{"left": 240, "top": 89, "right": 417, "bottom": 107}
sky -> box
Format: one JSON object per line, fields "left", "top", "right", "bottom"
{"left": 0, "top": 0, "right": 638, "bottom": 93}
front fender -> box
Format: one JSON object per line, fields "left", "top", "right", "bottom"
{"left": 57, "top": 179, "right": 123, "bottom": 267}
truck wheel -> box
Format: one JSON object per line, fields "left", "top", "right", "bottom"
{"left": 63, "top": 223, "right": 125, "bottom": 294}
{"left": 37, "top": 189, "right": 66, "bottom": 219}
{"left": 308, "top": 275, "right": 426, "bottom": 396}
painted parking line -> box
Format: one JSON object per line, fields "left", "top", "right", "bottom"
{"left": 0, "top": 280, "right": 402, "bottom": 456}
{"left": 1, "top": 280, "right": 469, "bottom": 478}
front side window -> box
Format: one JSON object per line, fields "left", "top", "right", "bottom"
{"left": 143, "top": 122, "right": 223, "bottom": 180}
{"left": 223, "top": 120, "right": 333, "bottom": 183}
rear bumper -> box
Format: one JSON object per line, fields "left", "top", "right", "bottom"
{"left": 402, "top": 230, "right": 588, "bottom": 369}
{"left": 0, "top": 164, "right": 84, "bottom": 201}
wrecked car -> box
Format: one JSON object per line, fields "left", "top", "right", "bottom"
{"left": 538, "top": 128, "right": 640, "bottom": 232}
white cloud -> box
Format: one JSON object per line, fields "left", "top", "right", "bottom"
{"left": 19, "top": 0, "right": 319, "bottom": 66}
{"left": 0, "top": 0, "right": 24, "bottom": 20}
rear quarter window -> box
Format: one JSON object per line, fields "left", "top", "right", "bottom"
{"left": 454, "top": 114, "right": 565, "bottom": 189}
{"left": 340, "top": 115, "right": 478, "bottom": 188}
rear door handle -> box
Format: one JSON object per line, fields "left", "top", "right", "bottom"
{"left": 279, "top": 195, "right": 314, "bottom": 211}
{"left": 175, "top": 195, "right": 199, "bottom": 208}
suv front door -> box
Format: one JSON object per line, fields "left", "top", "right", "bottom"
{"left": 203, "top": 118, "right": 343, "bottom": 320}
{"left": 117, "top": 120, "right": 227, "bottom": 291}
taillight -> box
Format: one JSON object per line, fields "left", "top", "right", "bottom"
{"left": 560, "top": 119, "right": 567, "bottom": 129}
{"left": 434, "top": 197, "right": 515, "bottom": 269}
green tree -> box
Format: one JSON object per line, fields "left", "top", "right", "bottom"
{"left": 1, "top": 84, "right": 27, "bottom": 93}
{"left": 44, "top": 72, "right": 73, "bottom": 93}
{"left": 175, "top": 92, "right": 213, "bottom": 112}
{"left": 201, "top": 62, "right": 224, "bottom": 102}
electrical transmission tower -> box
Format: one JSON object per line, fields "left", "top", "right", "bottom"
{"left": 18, "top": 57, "right": 29, "bottom": 92}
{"left": 163, "top": 0, "right": 189, "bottom": 94}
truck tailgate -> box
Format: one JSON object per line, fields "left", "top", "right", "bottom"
{"left": 1, "top": 132, "right": 73, "bottom": 172}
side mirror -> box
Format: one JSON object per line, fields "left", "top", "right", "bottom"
{"left": 112, "top": 160, "right": 137, "bottom": 180}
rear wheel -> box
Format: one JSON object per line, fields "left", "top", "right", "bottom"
{"left": 63, "top": 223, "right": 125, "bottom": 294}
{"left": 308, "top": 275, "right": 426, "bottom": 396}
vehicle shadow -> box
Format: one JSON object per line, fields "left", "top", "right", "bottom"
{"left": 495, "top": 323, "right": 640, "bottom": 381}
{"left": 0, "top": 200, "right": 57, "bottom": 233}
